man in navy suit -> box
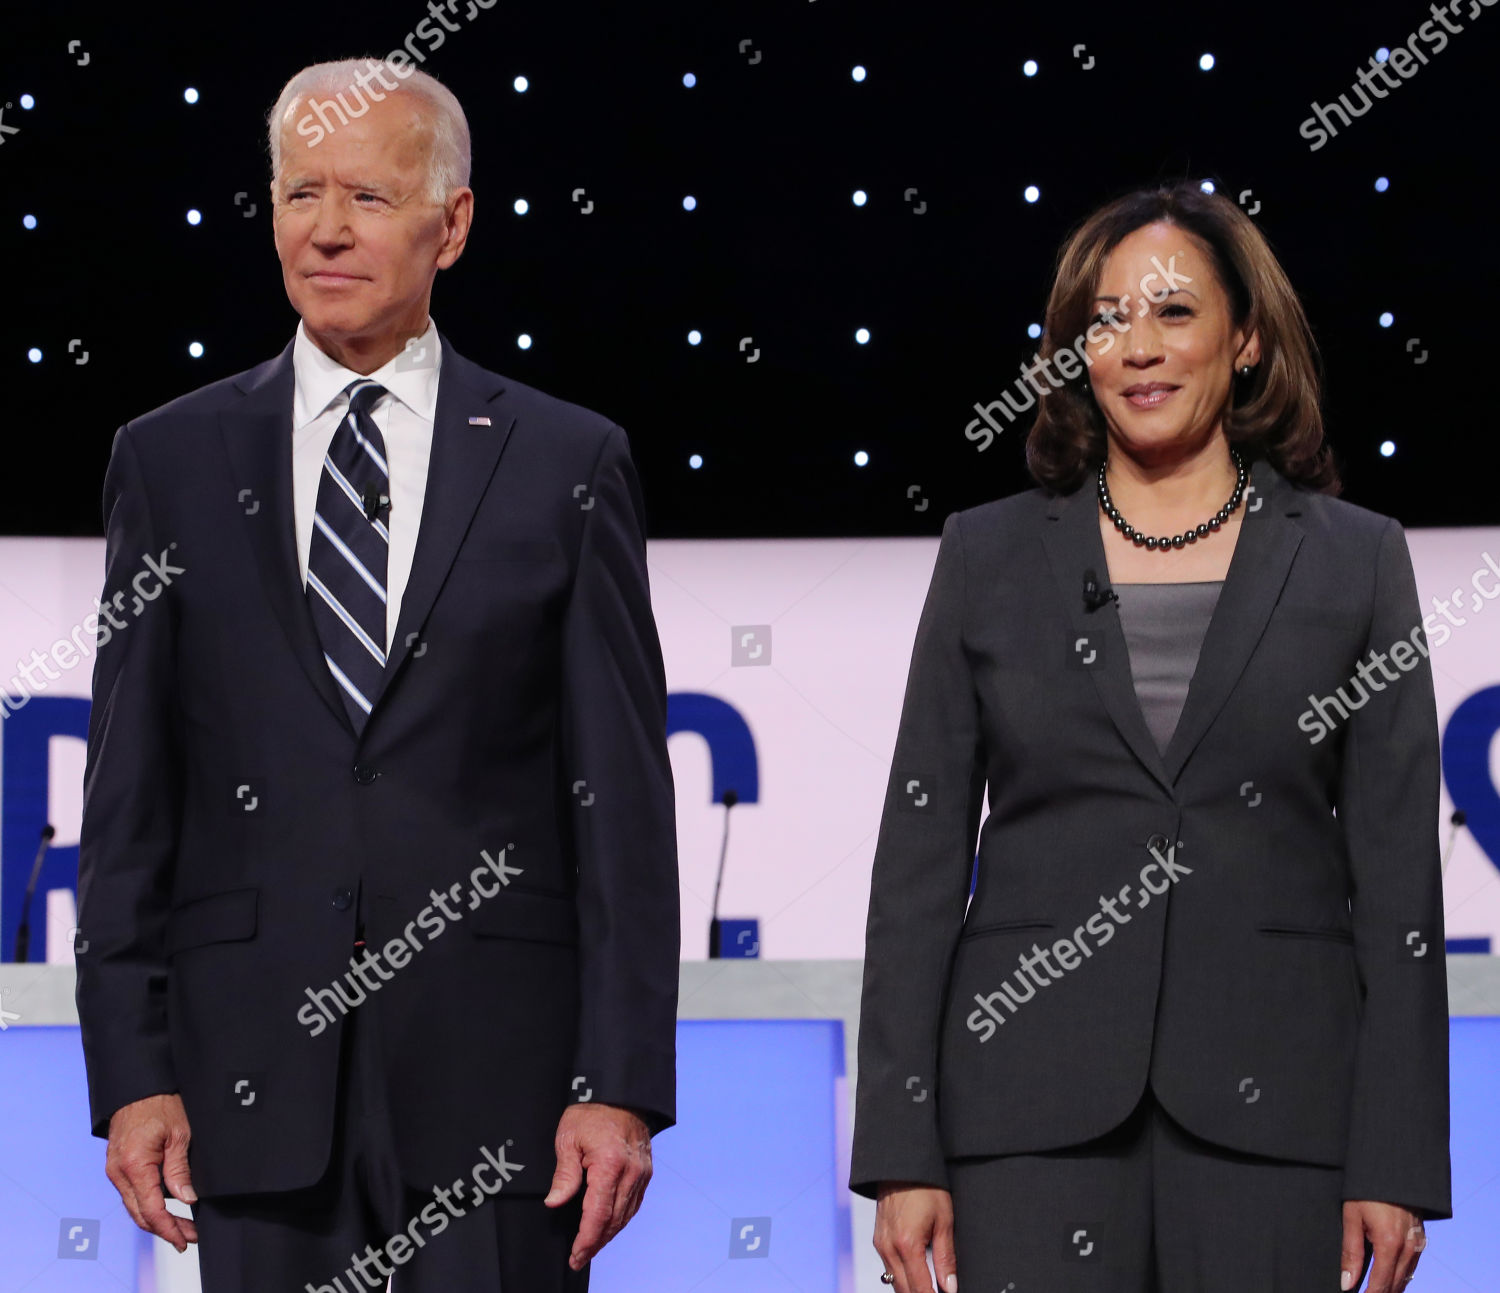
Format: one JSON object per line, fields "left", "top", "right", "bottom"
{"left": 75, "top": 58, "right": 679, "bottom": 1291}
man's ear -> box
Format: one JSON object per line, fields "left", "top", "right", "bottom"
{"left": 437, "top": 188, "right": 474, "bottom": 270}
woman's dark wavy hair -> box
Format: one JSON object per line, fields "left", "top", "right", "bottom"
{"left": 1024, "top": 181, "right": 1340, "bottom": 496}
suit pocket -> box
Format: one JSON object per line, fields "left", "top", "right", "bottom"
{"left": 469, "top": 889, "right": 579, "bottom": 946}
{"left": 166, "top": 887, "right": 259, "bottom": 955}
{"left": 959, "top": 917, "right": 1056, "bottom": 941}
{"left": 1256, "top": 922, "right": 1353, "bottom": 945}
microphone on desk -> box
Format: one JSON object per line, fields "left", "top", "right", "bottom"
{"left": 1441, "top": 809, "right": 1467, "bottom": 877}
{"left": 14, "top": 824, "right": 55, "bottom": 964}
{"left": 1083, "top": 568, "right": 1118, "bottom": 612}
{"left": 708, "top": 789, "right": 739, "bottom": 959}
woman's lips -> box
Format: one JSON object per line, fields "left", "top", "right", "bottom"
{"left": 1124, "top": 386, "right": 1178, "bottom": 408}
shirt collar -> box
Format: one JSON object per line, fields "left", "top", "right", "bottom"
{"left": 292, "top": 317, "right": 443, "bottom": 430}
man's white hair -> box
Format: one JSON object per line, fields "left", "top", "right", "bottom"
{"left": 267, "top": 58, "right": 471, "bottom": 204}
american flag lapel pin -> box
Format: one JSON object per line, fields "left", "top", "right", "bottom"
{"left": 468, "top": 415, "right": 492, "bottom": 426}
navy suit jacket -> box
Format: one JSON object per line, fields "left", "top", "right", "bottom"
{"left": 76, "top": 333, "right": 680, "bottom": 1198}
{"left": 850, "top": 457, "right": 1451, "bottom": 1219}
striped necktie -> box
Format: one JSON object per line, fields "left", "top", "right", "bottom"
{"left": 306, "top": 378, "right": 391, "bottom": 735}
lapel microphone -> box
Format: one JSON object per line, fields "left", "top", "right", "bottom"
{"left": 361, "top": 483, "right": 391, "bottom": 524}
{"left": 1083, "top": 568, "right": 1118, "bottom": 612}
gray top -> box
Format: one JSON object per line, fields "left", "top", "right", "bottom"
{"left": 1113, "top": 581, "right": 1224, "bottom": 756}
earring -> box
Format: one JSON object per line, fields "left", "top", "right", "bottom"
{"left": 1237, "top": 364, "right": 1253, "bottom": 377}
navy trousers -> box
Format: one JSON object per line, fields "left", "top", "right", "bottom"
{"left": 192, "top": 986, "right": 588, "bottom": 1292}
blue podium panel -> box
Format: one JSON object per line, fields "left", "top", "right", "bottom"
{"left": 0, "top": 1026, "right": 148, "bottom": 1292}
{"left": 1427, "top": 1018, "right": 1500, "bottom": 1291}
{"left": 592, "top": 1020, "right": 849, "bottom": 1293}
{"left": 6, "top": 1016, "right": 1497, "bottom": 1291}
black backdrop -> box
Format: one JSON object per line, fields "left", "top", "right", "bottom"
{"left": 4, "top": 0, "right": 1494, "bottom": 537}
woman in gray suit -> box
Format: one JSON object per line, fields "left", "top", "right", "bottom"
{"left": 850, "top": 183, "right": 1448, "bottom": 1293}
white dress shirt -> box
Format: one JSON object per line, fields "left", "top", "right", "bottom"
{"left": 291, "top": 318, "right": 441, "bottom": 651}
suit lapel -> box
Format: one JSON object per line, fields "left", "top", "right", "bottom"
{"left": 1161, "top": 457, "right": 1303, "bottom": 780}
{"left": 1039, "top": 455, "right": 1304, "bottom": 791}
{"left": 219, "top": 340, "right": 354, "bottom": 735}
{"left": 365, "top": 337, "right": 514, "bottom": 713}
{"left": 1041, "top": 473, "right": 1174, "bottom": 795}
{"left": 216, "top": 333, "right": 516, "bottom": 735}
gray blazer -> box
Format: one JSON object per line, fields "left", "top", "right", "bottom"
{"left": 849, "top": 456, "right": 1451, "bottom": 1219}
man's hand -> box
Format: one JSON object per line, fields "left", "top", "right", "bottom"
{"left": 1341, "top": 1200, "right": 1425, "bottom": 1292}
{"left": 105, "top": 1093, "right": 198, "bottom": 1252}
{"left": 543, "top": 1102, "right": 653, "bottom": 1271}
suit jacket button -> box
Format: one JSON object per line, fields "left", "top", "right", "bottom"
{"left": 332, "top": 887, "right": 353, "bottom": 910}
{"left": 1146, "top": 833, "right": 1169, "bottom": 853}
{"left": 353, "top": 765, "right": 377, "bottom": 784}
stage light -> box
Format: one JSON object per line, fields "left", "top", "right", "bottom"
{"left": 187, "top": 209, "right": 202, "bottom": 225}
{"left": 855, "top": 328, "right": 870, "bottom": 345}
{"left": 854, "top": 450, "right": 869, "bottom": 466}
{"left": 852, "top": 190, "right": 867, "bottom": 206}
{"left": 1379, "top": 312, "right": 1394, "bottom": 328}
{"left": 687, "top": 330, "right": 702, "bottom": 346}
{"left": 514, "top": 76, "right": 529, "bottom": 92}
{"left": 517, "top": 334, "right": 533, "bottom": 350}
{"left": 27, "top": 348, "right": 42, "bottom": 363}
{"left": 1023, "top": 60, "right": 1038, "bottom": 77}
{"left": 20, "top": 94, "right": 35, "bottom": 109}
{"left": 1027, "top": 323, "right": 1042, "bottom": 339}
{"left": 184, "top": 88, "right": 199, "bottom": 104}
{"left": 1199, "top": 53, "right": 1215, "bottom": 71}
{"left": 689, "top": 454, "right": 703, "bottom": 469}
{"left": 683, "top": 73, "right": 697, "bottom": 88}
{"left": 188, "top": 342, "right": 204, "bottom": 358}
{"left": 1376, "top": 48, "right": 1390, "bottom": 62}
{"left": 22, "top": 214, "right": 36, "bottom": 230}
{"left": 683, "top": 195, "right": 697, "bottom": 211}
{"left": 1200, "top": 180, "right": 1216, "bottom": 194}
{"left": 1380, "top": 441, "right": 1396, "bottom": 457}
{"left": 1024, "top": 185, "right": 1040, "bottom": 203}
{"left": 852, "top": 65, "right": 867, "bottom": 82}
{"left": 514, "top": 198, "right": 529, "bottom": 215}
{"left": 1375, "top": 176, "right": 1390, "bottom": 192}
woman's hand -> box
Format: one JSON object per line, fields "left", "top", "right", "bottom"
{"left": 1341, "top": 1200, "right": 1425, "bottom": 1292}
{"left": 874, "top": 1183, "right": 957, "bottom": 1293}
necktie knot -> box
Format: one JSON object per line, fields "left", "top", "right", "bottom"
{"left": 344, "top": 379, "right": 388, "bottom": 418}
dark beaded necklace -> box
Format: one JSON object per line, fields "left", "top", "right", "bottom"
{"left": 1097, "top": 450, "right": 1247, "bottom": 551}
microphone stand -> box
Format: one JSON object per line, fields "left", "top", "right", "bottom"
{"left": 14, "top": 824, "right": 56, "bottom": 964}
{"left": 708, "top": 789, "right": 738, "bottom": 958}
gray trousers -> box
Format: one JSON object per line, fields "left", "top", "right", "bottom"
{"left": 947, "top": 1083, "right": 1370, "bottom": 1292}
